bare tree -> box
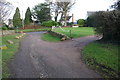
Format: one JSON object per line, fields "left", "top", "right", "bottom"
{"left": 46, "top": 0, "right": 75, "bottom": 26}
{"left": 57, "top": 1, "right": 75, "bottom": 26}
{"left": 0, "top": 0, "right": 13, "bottom": 26}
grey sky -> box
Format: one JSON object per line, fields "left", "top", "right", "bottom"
{"left": 7, "top": 0, "right": 116, "bottom": 21}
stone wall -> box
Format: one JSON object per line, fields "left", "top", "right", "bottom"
{"left": 48, "top": 30, "right": 70, "bottom": 40}
{"left": 0, "top": 30, "right": 15, "bottom": 36}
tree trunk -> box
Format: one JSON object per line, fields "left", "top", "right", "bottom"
{"left": 64, "top": 10, "right": 67, "bottom": 26}
{"left": 55, "top": 13, "right": 59, "bottom": 22}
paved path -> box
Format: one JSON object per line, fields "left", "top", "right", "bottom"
{"left": 10, "top": 32, "right": 101, "bottom": 78}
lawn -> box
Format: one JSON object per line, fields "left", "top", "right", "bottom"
{"left": 53, "top": 27, "right": 95, "bottom": 38}
{"left": 82, "top": 42, "right": 119, "bottom": 78}
{"left": 41, "top": 27, "right": 95, "bottom": 42}
{"left": 1, "top": 34, "right": 23, "bottom": 78}
{"left": 41, "top": 33, "right": 61, "bottom": 42}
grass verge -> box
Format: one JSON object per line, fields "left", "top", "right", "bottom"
{"left": 41, "top": 33, "right": 61, "bottom": 42}
{"left": 82, "top": 41, "right": 119, "bottom": 78}
{"left": 53, "top": 27, "right": 95, "bottom": 38}
{"left": 1, "top": 34, "right": 23, "bottom": 78}
{"left": 17, "top": 28, "right": 51, "bottom": 33}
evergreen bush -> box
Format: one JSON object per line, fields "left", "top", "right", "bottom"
{"left": 89, "top": 10, "right": 120, "bottom": 41}
{"left": 41, "top": 20, "right": 58, "bottom": 27}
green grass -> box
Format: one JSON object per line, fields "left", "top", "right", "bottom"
{"left": 53, "top": 27, "right": 95, "bottom": 38}
{"left": 41, "top": 33, "right": 61, "bottom": 42}
{"left": 82, "top": 42, "right": 119, "bottom": 78}
{"left": 1, "top": 34, "right": 23, "bottom": 78}
{"left": 41, "top": 27, "right": 95, "bottom": 42}
{"left": 17, "top": 28, "right": 51, "bottom": 33}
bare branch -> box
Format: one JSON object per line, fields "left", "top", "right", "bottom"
{"left": 0, "top": 0, "right": 13, "bottom": 26}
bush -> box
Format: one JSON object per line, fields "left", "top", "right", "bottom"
{"left": 57, "top": 22, "right": 62, "bottom": 26}
{"left": 86, "top": 16, "right": 94, "bottom": 27}
{"left": 77, "top": 19, "right": 85, "bottom": 27}
{"left": 67, "top": 22, "right": 72, "bottom": 26}
{"left": 41, "top": 20, "right": 58, "bottom": 27}
{"left": 8, "top": 27, "right": 15, "bottom": 30}
{"left": 1, "top": 26, "right": 8, "bottom": 30}
{"left": 88, "top": 10, "right": 120, "bottom": 41}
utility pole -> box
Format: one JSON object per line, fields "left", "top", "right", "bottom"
{"left": 22, "top": 10, "right": 24, "bottom": 29}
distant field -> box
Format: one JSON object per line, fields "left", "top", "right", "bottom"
{"left": 53, "top": 27, "right": 95, "bottom": 38}
{"left": 82, "top": 42, "right": 119, "bottom": 78}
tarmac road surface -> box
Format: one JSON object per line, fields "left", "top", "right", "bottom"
{"left": 10, "top": 32, "right": 101, "bottom": 78}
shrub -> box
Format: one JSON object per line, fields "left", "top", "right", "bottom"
{"left": 77, "top": 19, "right": 85, "bottom": 27}
{"left": 87, "top": 10, "right": 120, "bottom": 41}
{"left": 1, "top": 26, "right": 8, "bottom": 30}
{"left": 41, "top": 20, "right": 58, "bottom": 27}
{"left": 57, "top": 22, "right": 62, "bottom": 26}
{"left": 67, "top": 22, "right": 72, "bottom": 26}
{"left": 8, "top": 27, "right": 15, "bottom": 30}
{"left": 86, "top": 16, "right": 94, "bottom": 27}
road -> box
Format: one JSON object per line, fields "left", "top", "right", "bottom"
{"left": 10, "top": 32, "right": 101, "bottom": 78}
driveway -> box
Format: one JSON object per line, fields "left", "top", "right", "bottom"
{"left": 10, "top": 32, "right": 101, "bottom": 78}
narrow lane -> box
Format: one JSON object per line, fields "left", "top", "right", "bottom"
{"left": 10, "top": 33, "right": 101, "bottom": 78}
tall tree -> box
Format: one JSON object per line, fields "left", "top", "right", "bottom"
{"left": 32, "top": 3, "right": 51, "bottom": 23}
{"left": 13, "top": 7, "right": 22, "bottom": 27}
{"left": 24, "top": 7, "right": 32, "bottom": 25}
{"left": 0, "top": 0, "right": 13, "bottom": 26}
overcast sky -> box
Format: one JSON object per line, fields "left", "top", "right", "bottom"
{"left": 7, "top": 0, "right": 116, "bottom": 21}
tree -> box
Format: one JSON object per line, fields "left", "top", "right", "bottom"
{"left": 13, "top": 7, "right": 22, "bottom": 27}
{"left": 24, "top": 7, "right": 32, "bottom": 25}
{"left": 54, "top": 1, "right": 75, "bottom": 26}
{"left": 111, "top": 0, "right": 120, "bottom": 10}
{"left": 32, "top": 3, "right": 51, "bottom": 23}
{"left": 77, "top": 19, "right": 85, "bottom": 27}
{"left": 0, "top": 0, "right": 13, "bottom": 26}
{"left": 45, "top": 0, "right": 75, "bottom": 26}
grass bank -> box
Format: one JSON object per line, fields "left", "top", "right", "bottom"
{"left": 41, "top": 33, "right": 61, "bottom": 42}
{"left": 41, "top": 27, "right": 95, "bottom": 42}
{"left": 1, "top": 34, "right": 23, "bottom": 78}
{"left": 82, "top": 42, "right": 119, "bottom": 78}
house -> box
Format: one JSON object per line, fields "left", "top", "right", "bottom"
{"left": 8, "top": 19, "right": 14, "bottom": 28}
{"left": 60, "top": 14, "right": 72, "bottom": 26}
